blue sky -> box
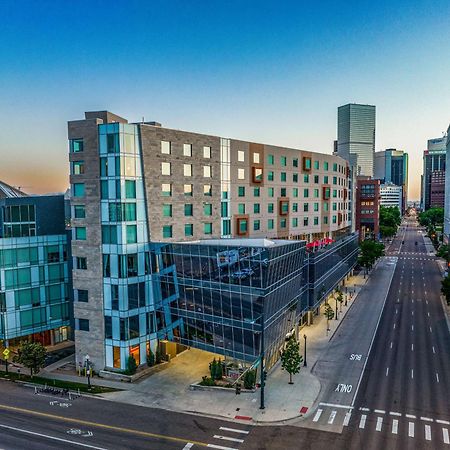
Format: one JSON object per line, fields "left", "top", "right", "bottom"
{"left": 0, "top": 0, "right": 449, "bottom": 199}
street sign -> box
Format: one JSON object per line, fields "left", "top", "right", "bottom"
{"left": 2, "top": 348, "right": 10, "bottom": 359}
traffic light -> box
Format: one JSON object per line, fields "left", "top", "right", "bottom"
{"left": 235, "top": 383, "right": 241, "bottom": 395}
{"left": 263, "top": 371, "right": 267, "bottom": 381}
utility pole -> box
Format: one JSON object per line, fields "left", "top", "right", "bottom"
{"left": 259, "top": 312, "right": 265, "bottom": 410}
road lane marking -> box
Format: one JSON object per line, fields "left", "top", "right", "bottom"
{"left": 393, "top": 323, "right": 396, "bottom": 329}
{"left": 343, "top": 412, "right": 351, "bottom": 426}
{"left": 359, "top": 415, "right": 367, "bottom": 429}
{"left": 420, "top": 417, "right": 433, "bottom": 422}
{"left": 213, "top": 436, "right": 244, "bottom": 443}
{"left": 385, "top": 367, "right": 389, "bottom": 376}
{"left": 0, "top": 424, "right": 107, "bottom": 450}
{"left": 437, "top": 420, "right": 450, "bottom": 425}
{"left": 360, "top": 407, "right": 370, "bottom": 412}
{"left": 411, "top": 369, "right": 414, "bottom": 379}
{"left": 443, "top": 428, "right": 450, "bottom": 444}
{"left": 318, "top": 403, "right": 353, "bottom": 409}
{"left": 433, "top": 346, "right": 436, "bottom": 354}
{"left": 408, "top": 422, "right": 414, "bottom": 437}
{"left": 312, "top": 409, "right": 323, "bottom": 422}
{"left": 374, "top": 410, "right": 385, "bottom": 414}
{"left": 406, "top": 414, "right": 416, "bottom": 419}
{"left": 430, "top": 326, "right": 433, "bottom": 333}
{"left": 390, "top": 412, "right": 402, "bottom": 417}
{"left": 411, "top": 311, "right": 414, "bottom": 316}
{"left": 219, "top": 428, "right": 249, "bottom": 435}
{"left": 425, "top": 424, "right": 432, "bottom": 441}
{"left": 436, "top": 373, "right": 440, "bottom": 383}
{"left": 428, "top": 312, "right": 430, "bottom": 317}
{"left": 411, "top": 344, "right": 414, "bottom": 351}
{"left": 390, "top": 342, "right": 393, "bottom": 349}
{"left": 207, "top": 445, "right": 238, "bottom": 450}
{"left": 328, "top": 411, "right": 337, "bottom": 424}
{"left": 411, "top": 325, "right": 414, "bottom": 331}
{"left": 0, "top": 403, "right": 212, "bottom": 448}
{"left": 183, "top": 445, "right": 194, "bottom": 450}
{"left": 392, "top": 419, "right": 398, "bottom": 434}
{"left": 376, "top": 417, "right": 383, "bottom": 432}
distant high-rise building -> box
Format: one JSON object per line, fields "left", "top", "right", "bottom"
{"left": 379, "top": 183, "right": 402, "bottom": 210}
{"left": 337, "top": 103, "right": 376, "bottom": 177}
{"left": 421, "top": 136, "right": 446, "bottom": 210}
{"left": 443, "top": 127, "right": 450, "bottom": 243}
{"left": 374, "top": 149, "right": 408, "bottom": 212}
{"left": 355, "top": 176, "right": 380, "bottom": 240}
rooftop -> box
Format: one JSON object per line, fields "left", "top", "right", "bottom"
{"left": 181, "top": 238, "right": 302, "bottom": 248}
{"left": 0, "top": 181, "right": 27, "bottom": 199}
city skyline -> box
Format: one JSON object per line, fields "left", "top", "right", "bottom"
{"left": 1, "top": 1, "right": 450, "bottom": 199}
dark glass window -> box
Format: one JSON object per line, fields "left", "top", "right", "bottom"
{"left": 105, "top": 316, "right": 112, "bottom": 339}
{"left": 78, "top": 290, "right": 88, "bottom": 302}
{"left": 78, "top": 319, "right": 89, "bottom": 331}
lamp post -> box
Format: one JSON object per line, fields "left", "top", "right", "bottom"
{"left": 335, "top": 295, "right": 339, "bottom": 320}
{"left": 259, "top": 311, "right": 265, "bottom": 410}
{"left": 85, "top": 355, "right": 91, "bottom": 390}
{"left": 303, "top": 334, "right": 307, "bottom": 367}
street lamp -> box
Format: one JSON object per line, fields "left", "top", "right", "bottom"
{"left": 335, "top": 295, "right": 339, "bottom": 320}
{"left": 85, "top": 354, "right": 91, "bottom": 390}
{"left": 303, "top": 334, "right": 307, "bottom": 367}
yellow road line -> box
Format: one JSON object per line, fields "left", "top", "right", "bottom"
{"left": 0, "top": 403, "right": 210, "bottom": 447}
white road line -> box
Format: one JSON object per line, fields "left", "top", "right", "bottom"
{"left": 343, "top": 411, "right": 351, "bottom": 426}
{"left": 0, "top": 424, "right": 107, "bottom": 450}
{"left": 411, "top": 311, "right": 414, "bottom": 316}
{"left": 207, "top": 445, "right": 238, "bottom": 450}
{"left": 183, "top": 444, "right": 194, "bottom": 450}
{"left": 433, "top": 346, "right": 436, "bottom": 354}
{"left": 406, "top": 414, "right": 416, "bottom": 419}
{"left": 385, "top": 367, "right": 389, "bottom": 376}
{"left": 436, "top": 373, "right": 440, "bottom": 383}
{"left": 219, "top": 427, "right": 249, "bottom": 435}
{"left": 312, "top": 409, "right": 323, "bottom": 422}
{"left": 426, "top": 299, "right": 428, "bottom": 304}
{"left": 318, "top": 403, "right": 353, "bottom": 409}
{"left": 213, "top": 436, "right": 244, "bottom": 443}
{"left": 390, "top": 341, "right": 393, "bottom": 349}
{"left": 393, "top": 323, "right": 396, "bottom": 329}
{"left": 374, "top": 409, "right": 385, "bottom": 414}
{"left": 420, "top": 417, "right": 433, "bottom": 422}
{"left": 408, "top": 422, "right": 414, "bottom": 437}
{"left": 359, "top": 415, "right": 367, "bottom": 429}
{"left": 328, "top": 411, "right": 337, "bottom": 424}
{"left": 437, "top": 420, "right": 450, "bottom": 425}
{"left": 392, "top": 419, "right": 399, "bottom": 434}
{"left": 443, "top": 428, "right": 450, "bottom": 445}
{"left": 395, "top": 308, "right": 398, "bottom": 314}
{"left": 390, "top": 412, "right": 402, "bottom": 417}
{"left": 428, "top": 312, "right": 430, "bottom": 317}
{"left": 376, "top": 417, "right": 383, "bottom": 432}
{"left": 360, "top": 407, "right": 370, "bottom": 412}
{"left": 411, "top": 369, "right": 414, "bottom": 379}
{"left": 425, "top": 424, "right": 432, "bottom": 441}
{"left": 430, "top": 326, "right": 433, "bottom": 333}
{"left": 411, "top": 344, "right": 414, "bottom": 351}
{"left": 411, "top": 325, "right": 414, "bottom": 331}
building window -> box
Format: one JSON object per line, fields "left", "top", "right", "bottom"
{"left": 280, "top": 218, "right": 287, "bottom": 228}
{"left": 333, "top": 176, "right": 337, "bottom": 184}
{"left": 314, "top": 188, "right": 319, "bottom": 198}
{"left": 102, "top": 225, "right": 117, "bottom": 244}
{"left": 162, "top": 225, "right": 173, "bottom": 238}
{"left": 293, "top": 188, "right": 298, "bottom": 197}
{"left": 126, "top": 225, "right": 137, "bottom": 244}
{"left": 75, "top": 227, "right": 86, "bottom": 240}
{"left": 280, "top": 200, "right": 289, "bottom": 215}
{"left": 314, "top": 203, "right": 319, "bottom": 212}
{"left": 238, "top": 203, "right": 245, "bottom": 214}
{"left": 253, "top": 153, "right": 260, "bottom": 164}
{"left": 76, "top": 257, "right": 87, "bottom": 270}
{"left": 183, "top": 143, "right": 192, "bottom": 157}
{"left": 184, "top": 204, "right": 193, "bottom": 216}
{"left": 184, "top": 184, "right": 193, "bottom": 196}
{"left": 254, "top": 187, "right": 260, "bottom": 197}
{"left": 74, "top": 205, "right": 86, "bottom": 219}
{"left": 268, "top": 203, "right": 274, "bottom": 213}
{"left": 161, "top": 141, "right": 171, "bottom": 154}
{"left": 204, "top": 204, "right": 212, "bottom": 216}
{"left": 183, "top": 164, "right": 193, "bottom": 177}
{"left": 252, "top": 167, "right": 263, "bottom": 183}
{"left": 185, "top": 224, "right": 193, "bottom": 236}
{"left": 161, "top": 162, "right": 171, "bottom": 176}
{"left": 70, "top": 138, "right": 84, "bottom": 153}
{"left": 280, "top": 188, "right": 287, "bottom": 197}
{"left": 292, "top": 217, "right": 298, "bottom": 227}
{"left": 293, "top": 173, "right": 298, "bottom": 183}
{"left": 304, "top": 217, "right": 309, "bottom": 226}
{"left": 203, "top": 146, "right": 211, "bottom": 158}
{"left": 204, "top": 184, "right": 212, "bottom": 196}
{"left": 238, "top": 186, "right": 245, "bottom": 197}
{"left": 72, "top": 160, "right": 84, "bottom": 175}
{"left": 268, "top": 171, "right": 274, "bottom": 181}
{"left": 237, "top": 218, "right": 247, "bottom": 234}
{"left": 292, "top": 202, "right": 298, "bottom": 212}
{"left": 281, "top": 156, "right": 287, "bottom": 166}
{"left": 332, "top": 215, "right": 337, "bottom": 224}
{"left": 268, "top": 219, "right": 274, "bottom": 230}
{"left": 125, "top": 180, "right": 136, "bottom": 199}
{"left": 324, "top": 216, "right": 329, "bottom": 224}
{"left": 268, "top": 154, "right": 274, "bottom": 165}
{"left": 77, "top": 290, "right": 88, "bottom": 302}
{"left": 324, "top": 161, "right": 329, "bottom": 171}
{"left": 253, "top": 220, "right": 260, "bottom": 231}
{"left": 314, "top": 217, "right": 319, "bottom": 225}
{"left": 162, "top": 204, "right": 172, "bottom": 217}
{"left": 203, "top": 165, "right": 212, "bottom": 178}
{"left": 303, "top": 188, "right": 309, "bottom": 198}
{"left": 314, "top": 175, "right": 319, "bottom": 184}
{"left": 204, "top": 223, "right": 213, "bottom": 235}
{"left": 324, "top": 202, "right": 329, "bottom": 211}
{"left": 162, "top": 184, "right": 172, "bottom": 196}
{"left": 293, "top": 158, "right": 299, "bottom": 168}
{"left": 281, "top": 172, "right": 287, "bottom": 182}
{"left": 238, "top": 150, "right": 245, "bottom": 162}
{"left": 268, "top": 187, "right": 274, "bottom": 197}
{"left": 73, "top": 183, "right": 85, "bottom": 198}
{"left": 324, "top": 176, "right": 329, "bottom": 184}
{"left": 238, "top": 168, "right": 245, "bottom": 180}
{"left": 303, "top": 157, "right": 311, "bottom": 171}
{"left": 254, "top": 203, "right": 260, "bottom": 214}
{"left": 78, "top": 319, "right": 89, "bottom": 331}
{"left": 333, "top": 163, "right": 338, "bottom": 171}
{"left": 303, "top": 203, "right": 309, "bottom": 212}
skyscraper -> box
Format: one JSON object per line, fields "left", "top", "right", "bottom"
{"left": 421, "top": 136, "right": 446, "bottom": 210}
{"left": 374, "top": 149, "right": 408, "bottom": 212}
{"left": 337, "top": 103, "right": 376, "bottom": 177}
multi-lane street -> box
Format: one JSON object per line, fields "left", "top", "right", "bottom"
{"left": 0, "top": 216, "right": 448, "bottom": 450}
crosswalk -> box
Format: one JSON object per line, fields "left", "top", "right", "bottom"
{"left": 310, "top": 405, "right": 450, "bottom": 445}
{"left": 182, "top": 424, "right": 250, "bottom": 450}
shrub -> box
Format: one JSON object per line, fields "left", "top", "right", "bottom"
{"left": 125, "top": 355, "right": 138, "bottom": 375}
{"left": 200, "top": 376, "right": 215, "bottom": 386}
{"left": 147, "top": 349, "right": 155, "bottom": 367}
{"left": 243, "top": 369, "right": 257, "bottom": 389}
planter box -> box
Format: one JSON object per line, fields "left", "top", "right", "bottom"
{"left": 99, "top": 361, "right": 169, "bottom": 383}
{"left": 189, "top": 382, "right": 256, "bottom": 393}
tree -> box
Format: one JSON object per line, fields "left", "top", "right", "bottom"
{"left": 281, "top": 337, "right": 303, "bottom": 384}
{"left": 126, "top": 355, "right": 138, "bottom": 375}
{"left": 419, "top": 207, "right": 444, "bottom": 228}
{"left": 441, "top": 276, "right": 450, "bottom": 305}
{"left": 14, "top": 341, "right": 46, "bottom": 377}
{"left": 324, "top": 303, "right": 334, "bottom": 334}
{"left": 335, "top": 287, "right": 344, "bottom": 312}
{"left": 209, "top": 358, "right": 218, "bottom": 379}
{"left": 437, "top": 245, "right": 450, "bottom": 262}
{"left": 380, "top": 206, "right": 401, "bottom": 234}
{"left": 147, "top": 348, "right": 155, "bottom": 367}
{"left": 359, "top": 240, "right": 384, "bottom": 274}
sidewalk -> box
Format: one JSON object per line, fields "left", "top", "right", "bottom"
{"left": 39, "top": 269, "right": 373, "bottom": 423}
